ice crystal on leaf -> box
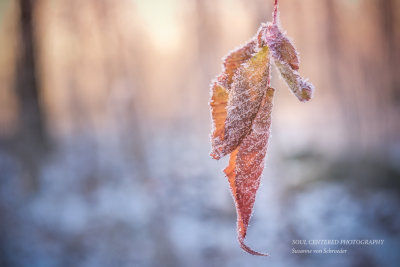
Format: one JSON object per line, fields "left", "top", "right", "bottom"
{"left": 209, "top": 0, "right": 314, "bottom": 256}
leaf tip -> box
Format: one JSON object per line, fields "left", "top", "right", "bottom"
{"left": 239, "top": 237, "right": 269, "bottom": 256}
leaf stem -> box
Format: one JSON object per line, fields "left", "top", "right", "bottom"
{"left": 273, "top": 0, "right": 278, "bottom": 25}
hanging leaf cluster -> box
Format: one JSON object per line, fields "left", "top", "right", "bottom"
{"left": 209, "top": 0, "right": 314, "bottom": 256}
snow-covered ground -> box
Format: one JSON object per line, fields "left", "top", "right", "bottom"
{"left": 1, "top": 129, "right": 399, "bottom": 267}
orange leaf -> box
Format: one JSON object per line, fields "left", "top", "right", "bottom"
{"left": 210, "top": 82, "right": 229, "bottom": 159}
{"left": 224, "top": 88, "right": 275, "bottom": 256}
{"left": 222, "top": 39, "right": 257, "bottom": 89}
{"left": 210, "top": 39, "right": 257, "bottom": 159}
{"left": 210, "top": 46, "right": 271, "bottom": 159}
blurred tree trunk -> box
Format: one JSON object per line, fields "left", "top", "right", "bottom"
{"left": 325, "top": 0, "right": 362, "bottom": 149}
{"left": 16, "top": 0, "right": 46, "bottom": 146}
{"left": 15, "top": 0, "right": 47, "bottom": 192}
{"left": 380, "top": 0, "right": 400, "bottom": 103}
{"left": 378, "top": 0, "right": 400, "bottom": 151}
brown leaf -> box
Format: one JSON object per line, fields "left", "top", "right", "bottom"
{"left": 210, "top": 39, "right": 258, "bottom": 159}
{"left": 274, "top": 60, "right": 313, "bottom": 102}
{"left": 220, "top": 39, "right": 257, "bottom": 90}
{"left": 224, "top": 87, "right": 275, "bottom": 256}
{"left": 261, "top": 23, "right": 299, "bottom": 71}
{"left": 210, "top": 46, "right": 271, "bottom": 159}
{"left": 257, "top": 23, "right": 314, "bottom": 102}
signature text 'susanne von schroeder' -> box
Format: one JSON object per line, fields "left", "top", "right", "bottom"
{"left": 291, "top": 239, "right": 384, "bottom": 254}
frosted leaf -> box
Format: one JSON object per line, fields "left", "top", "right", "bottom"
{"left": 274, "top": 60, "right": 314, "bottom": 102}
{"left": 220, "top": 39, "right": 257, "bottom": 90}
{"left": 224, "top": 87, "right": 275, "bottom": 256}
{"left": 210, "top": 38, "right": 259, "bottom": 160}
{"left": 211, "top": 46, "right": 271, "bottom": 159}
{"left": 210, "top": 81, "right": 229, "bottom": 159}
{"left": 260, "top": 22, "right": 299, "bottom": 70}
{"left": 209, "top": 0, "right": 315, "bottom": 256}
{"left": 257, "top": 22, "right": 314, "bottom": 102}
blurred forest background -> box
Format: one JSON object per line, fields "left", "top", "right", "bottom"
{"left": 0, "top": 0, "right": 400, "bottom": 266}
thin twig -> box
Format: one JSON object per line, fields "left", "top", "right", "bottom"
{"left": 273, "top": 0, "right": 278, "bottom": 25}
